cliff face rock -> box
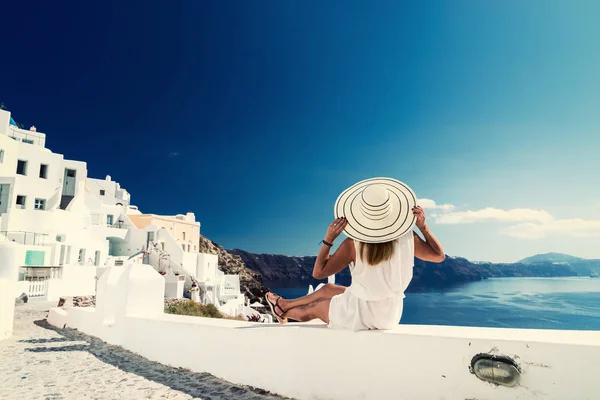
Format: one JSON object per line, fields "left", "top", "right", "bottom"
{"left": 198, "top": 235, "right": 270, "bottom": 306}
{"left": 228, "top": 250, "right": 583, "bottom": 290}
{"left": 227, "top": 250, "right": 352, "bottom": 288}
{"left": 57, "top": 296, "right": 96, "bottom": 308}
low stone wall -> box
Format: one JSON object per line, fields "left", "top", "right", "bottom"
{"left": 57, "top": 295, "right": 96, "bottom": 308}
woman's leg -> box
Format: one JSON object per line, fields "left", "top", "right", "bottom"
{"left": 283, "top": 298, "right": 332, "bottom": 323}
{"left": 268, "top": 283, "right": 345, "bottom": 312}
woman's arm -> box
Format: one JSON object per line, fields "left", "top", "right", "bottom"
{"left": 312, "top": 217, "right": 354, "bottom": 279}
{"left": 413, "top": 206, "right": 446, "bottom": 263}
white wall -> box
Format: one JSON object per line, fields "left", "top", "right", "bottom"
{"left": 218, "top": 295, "right": 245, "bottom": 317}
{"left": 0, "top": 243, "right": 21, "bottom": 340}
{"left": 12, "top": 141, "right": 64, "bottom": 211}
{"left": 181, "top": 251, "right": 197, "bottom": 277}
{"left": 0, "top": 134, "right": 19, "bottom": 179}
{"left": 45, "top": 265, "right": 97, "bottom": 301}
{"left": 0, "top": 110, "right": 10, "bottom": 136}
{"left": 48, "top": 265, "right": 600, "bottom": 400}
{"left": 111, "top": 223, "right": 151, "bottom": 257}
{"left": 87, "top": 176, "right": 130, "bottom": 206}
{"left": 157, "top": 227, "right": 183, "bottom": 267}
{"left": 196, "top": 252, "right": 218, "bottom": 282}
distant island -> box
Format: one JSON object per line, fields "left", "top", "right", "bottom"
{"left": 517, "top": 252, "right": 584, "bottom": 264}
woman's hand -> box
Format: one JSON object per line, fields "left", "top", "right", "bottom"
{"left": 413, "top": 206, "right": 427, "bottom": 231}
{"left": 325, "top": 217, "right": 348, "bottom": 243}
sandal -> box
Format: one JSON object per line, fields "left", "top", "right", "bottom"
{"left": 265, "top": 293, "right": 288, "bottom": 324}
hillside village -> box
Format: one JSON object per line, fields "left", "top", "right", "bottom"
{"left": 0, "top": 108, "right": 269, "bottom": 321}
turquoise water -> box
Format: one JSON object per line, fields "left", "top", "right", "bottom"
{"left": 274, "top": 277, "right": 600, "bottom": 330}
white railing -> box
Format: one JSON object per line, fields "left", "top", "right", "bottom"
{"left": 28, "top": 279, "right": 47, "bottom": 297}
{"left": 147, "top": 241, "right": 191, "bottom": 280}
{"left": 8, "top": 127, "right": 45, "bottom": 147}
{"left": 0, "top": 231, "right": 50, "bottom": 246}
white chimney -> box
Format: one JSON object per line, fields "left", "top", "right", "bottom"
{"left": 106, "top": 175, "right": 112, "bottom": 181}
{"left": 30, "top": 126, "right": 36, "bottom": 132}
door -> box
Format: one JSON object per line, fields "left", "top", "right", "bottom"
{"left": 59, "top": 245, "right": 66, "bottom": 266}
{"left": 0, "top": 184, "right": 9, "bottom": 214}
{"left": 63, "top": 169, "right": 77, "bottom": 196}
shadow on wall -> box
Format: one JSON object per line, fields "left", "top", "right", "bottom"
{"left": 27, "top": 319, "right": 288, "bottom": 399}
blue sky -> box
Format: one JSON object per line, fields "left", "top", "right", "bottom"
{"left": 3, "top": 1, "right": 599, "bottom": 262}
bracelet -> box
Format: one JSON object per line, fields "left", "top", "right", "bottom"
{"left": 321, "top": 239, "right": 333, "bottom": 247}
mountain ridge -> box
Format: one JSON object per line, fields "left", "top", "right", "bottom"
{"left": 228, "top": 249, "right": 600, "bottom": 290}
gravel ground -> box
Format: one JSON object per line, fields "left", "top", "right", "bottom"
{"left": 0, "top": 300, "right": 289, "bottom": 400}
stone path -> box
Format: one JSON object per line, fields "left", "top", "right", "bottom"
{"left": 0, "top": 301, "right": 289, "bottom": 400}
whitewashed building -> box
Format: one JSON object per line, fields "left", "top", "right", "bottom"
{"left": 0, "top": 108, "right": 244, "bottom": 318}
{"left": 88, "top": 175, "right": 131, "bottom": 208}
{"left": 0, "top": 110, "right": 108, "bottom": 300}
{"left": 117, "top": 213, "right": 245, "bottom": 316}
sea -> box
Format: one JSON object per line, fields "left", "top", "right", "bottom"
{"left": 273, "top": 277, "right": 600, "bottom": 331}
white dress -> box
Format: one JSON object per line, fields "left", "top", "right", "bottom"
{"left": 328, "top": 232, "right": 415, "bottom": 331}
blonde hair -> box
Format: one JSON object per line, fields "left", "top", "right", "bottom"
{"left": 358, "top": 240, "right": 395, "bottom": 266}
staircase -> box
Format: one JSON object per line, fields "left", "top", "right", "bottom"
{"left": 146, "top": 242, "right": 197, "bottom": 289}
{"left": 59, "top": 195, "right": 74, "bottom": 210}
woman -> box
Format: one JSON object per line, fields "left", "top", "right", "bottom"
{"left": 266, "top": 177, "right": 445, "bottom": 331}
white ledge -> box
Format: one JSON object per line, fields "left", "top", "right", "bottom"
{"left": 45, "top": 264, "right": 600, "bottom": 400}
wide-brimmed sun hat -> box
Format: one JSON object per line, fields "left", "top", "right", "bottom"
{"left": 334, "top": 177, "right": 417, "bottom": 243}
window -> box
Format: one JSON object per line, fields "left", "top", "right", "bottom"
{"left": 107, "top": 215, "right": 114, "bottom": 226}
{"left": 187, "top": 244, "right": 191, "bottom": 252}
{"left": 16, "top": 195, "right": 26, "bottom": 209}
{"left": 17, "top": 160, "right": 27, "bottom": 175}
{"left": 78, "top": 249, "right": 86, "bottom": 265}
{"left": 100, "top": 189, "right": 105, "bottom": 196}
{"left": 0, "top": 149, "right": 4, "bottom": 163}
{"left": 194, "top": 245, "right": 196, "bottom": 251}
{"left": 94, "top": 251, "right": 101, "bottom": 266}
{"left": 22, "top": 138, "right": 34, "bottom": 145}
{"left": 34, "top": 198, "right": 46, "bottom": 210}
{"left": 183, "top": 232, "right": 186, "bottom": 240}
{"left": 66, "top": 169, "right": 76, "bottom": 177}
{"left": 39, "top": 164, "right": 48, "bottom": 179}
{"left": 181, "top": 244, "right": 185, "bottom": 251}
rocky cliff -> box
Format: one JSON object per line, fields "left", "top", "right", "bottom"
{"left": 198, "top": 235, "right": 270, "bottom": 306}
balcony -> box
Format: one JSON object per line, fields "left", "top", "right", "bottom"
{"left": 91, "top": 214, "right": 129, "bottom": 228}
{"left": 0, "top": 230, "right": 50, "bottom": 246}
{"left": 8, "top": 127, "right": 45, "bottom": 147}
